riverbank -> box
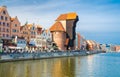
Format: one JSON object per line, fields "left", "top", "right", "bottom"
{"left": 0, "top": 50, "right": 103, "bottom": 63}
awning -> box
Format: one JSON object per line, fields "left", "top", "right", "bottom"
{"left": 8, "top": 46, "right": 23, "bottom": 49}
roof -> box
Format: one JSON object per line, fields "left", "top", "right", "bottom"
{"left": 50, "top": 22, "right": 65, "bottom": 32}
{"left": 10, "top": 17, "right": 15, "bottom": 22}
{"left": 27, "top": 24, "right": 33, "bottom": 29}
{"left": 0, "top": 7, "right": 3, "bottom": 13}
{"left": 56, "top": 12, "right": 77, "bottom": 21}
{"left": 0, "top": 6, "right": 7, "bottom": 14}
{"left": 0, "top": 7, "right": 4, "bottom": 13}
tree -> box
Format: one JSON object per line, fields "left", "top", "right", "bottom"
{"left": 52, "top": 42, "right": 58, "bottom": 50}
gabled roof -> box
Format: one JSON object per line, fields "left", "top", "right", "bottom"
{"left": 56, "top": 12, "right": 77, "bottom": 21}
{"left": 0, "top": 6, "right": 9, "bottom": 16}
{"left": 50, "top": 22, "right": 65, "bottom": 32}
{"left": 10, "top": 16, "right": 20, "bottom": 23}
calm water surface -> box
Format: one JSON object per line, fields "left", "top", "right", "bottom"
{"left": 0, "top": 52, "right": 120, "bottom": 77}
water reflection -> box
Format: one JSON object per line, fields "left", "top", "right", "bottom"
{"left": 1, "top": 53, "right": 120, "bottom": 77}
{"left": 0, "top": 57, "right": 75, "bottom": 77}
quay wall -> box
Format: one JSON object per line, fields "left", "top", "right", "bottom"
{"left": 0, "top": 50, "right": 103, "bottom": 62}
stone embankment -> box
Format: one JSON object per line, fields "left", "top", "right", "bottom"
{"left": 0, "top": 50, "right": 103, "bottom": 63}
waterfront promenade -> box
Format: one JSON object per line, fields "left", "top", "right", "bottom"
{"left": 0, "top": 50, "right": 102, "bottom": 62}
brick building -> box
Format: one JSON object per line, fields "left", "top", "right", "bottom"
{"left": 27, "top": 23, "right": 36, "bottom": 39}
{"left": 0, "top": 6, "right": 11, "bottom": 39}
{"left": 10, "top": 16, "right": 21, "bottom": 37}
{"left": 50, "top": 12, "right": 79, "bottom": 50}
{"left": 20, "top": 24, "right": 30, "bottom": 43}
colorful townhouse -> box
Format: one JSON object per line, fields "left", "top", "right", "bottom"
{"left": 0, "top": 6, "right": 21, "bottom": 49}
{"left": 10, "top": 16, "right": 21, "bottom": 38}
{"left": 29, "top": 28, "right": 52, "bottom": 51}
{"left": 20, "top": 23, "right": 30, "bottom": 43}
{"left": 0, "top": 6, "right": 11, "bottom": 39}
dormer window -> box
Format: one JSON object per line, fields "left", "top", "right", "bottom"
{"left": 3, "top": 11, "right": 6, "bottom": 14}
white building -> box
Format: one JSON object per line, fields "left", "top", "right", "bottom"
{"left": 29, "top": 29, "right": 52, "bottom": 51}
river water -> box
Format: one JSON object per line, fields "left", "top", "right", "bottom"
{"left": 0, "top": 52, "right": 120, "bottom": 77}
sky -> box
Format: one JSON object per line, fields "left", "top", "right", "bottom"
{"left": 0, "top": 0, "right": 120, "bottom": 45}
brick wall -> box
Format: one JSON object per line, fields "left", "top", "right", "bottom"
{"left": 52, "top": 31, "right": 66, "bottom": 50}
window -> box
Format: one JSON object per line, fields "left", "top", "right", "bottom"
{"left": 12, "top": 29, "right": 17, "bottom": 32}
{"left": 3, "top": 34, "right": 5, "bottom": 37}
{"left": 17, "top": 41, "right": 20, "bottom": 43}
{"left": 7, "top": 23, "right": 9, "bottom": 27}
{"left": 1, "top": 16, "right": 4, "bottom": 20}
{"left": 3, "top": 22, "right": 5, "bottom": 26}
{"left": 3, "top": 11, "right": 6, "bottom": 14}
{"left": 15, "top": 24, "right": 17, "bottom": 27}
{"left": 32, "top": 27, "right": 35, "bottom": 30}
{"left": 5, "top": 17, "right": 7, "bottom": 21}
{"left": 24, "top": 41, "right": 26, "bottom": 44}
{"left": 6, "top": 34, "right": 9, "bottom": 37}
{"left": 3, "top": 28, "right": 5, "bottom": 32}
{"left": 6, "top": 29, "right": 9, "bottom": 32}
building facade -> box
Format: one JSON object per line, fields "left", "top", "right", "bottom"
{"left": 0, "top": 6, "right": 11, "bottom": 39}
{"left": 17, "top": 38, "right": 27, "bottom": 49}
{"left": 10, "top": 16, "right": 21, "bottom": 37}
{"left": 20, "top": 24, "right": 30, "bottom": 43}
{"left": 50, "top": 12, "right": 79, "bottom": 50}
{"left": 27, "top": 23, "right": 36, "bottom": 39}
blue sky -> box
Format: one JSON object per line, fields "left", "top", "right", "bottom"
{"left": 0, "top": 0, "right": 120, "bottom": 44}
